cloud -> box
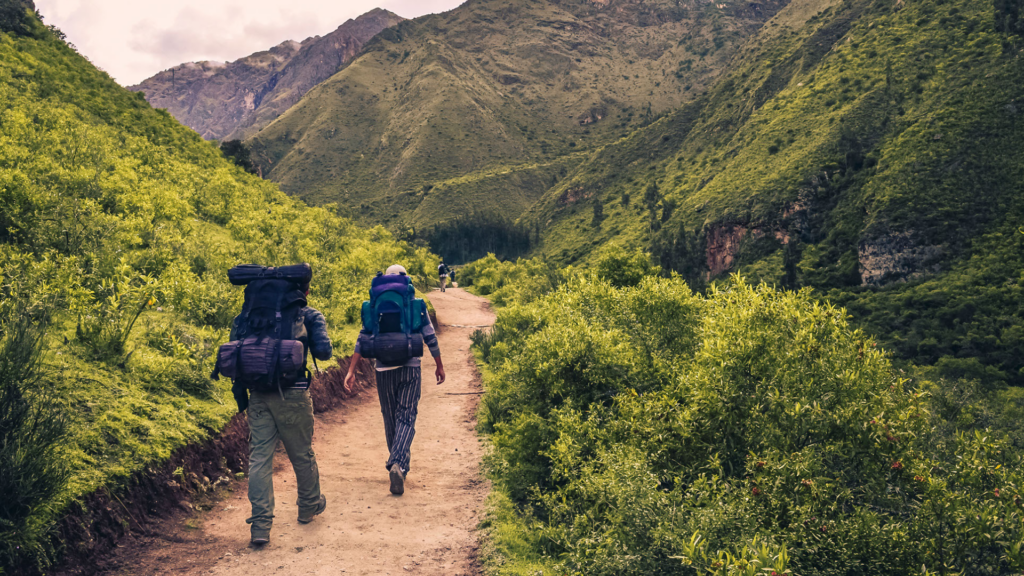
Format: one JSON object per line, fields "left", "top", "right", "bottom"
{"left": 34, "top": 0, "right": 466, "bottom": 85}
{"left": 128, "top": 6, "right": 320, "bottom": 60}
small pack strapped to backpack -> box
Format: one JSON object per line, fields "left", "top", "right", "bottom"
{"left": 357, "top": 272, "right": 428, "bottom": 365}
{"left": 213, "top": 264, "right": 314, "bottom": 398}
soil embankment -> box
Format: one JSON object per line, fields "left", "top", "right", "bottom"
{"left": 84, "top": 288, "right": 494, "bottom": 576}
{"left": 51, "top": 357, "right": 377, "bottom": 576}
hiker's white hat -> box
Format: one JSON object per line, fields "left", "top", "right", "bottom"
{"left": 386, "top": 264, "right": 408, "bottom": 275}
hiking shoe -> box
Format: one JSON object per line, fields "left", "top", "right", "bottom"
{"left": 298, "top": 495, "right": 327, "bottom": 524}
{"left": 389, "top": 463, "right": 406, "bottom": 496}
{"left": 250, "top": 529, "right": 270, "bottom": 546}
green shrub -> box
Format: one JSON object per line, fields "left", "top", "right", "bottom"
{"left": 594, "top": 246, "right": 661, "bottom": 288}
{"left": 74, "top": 262, "right": 156, "bottom": 365}
{"left": 477, "top": 276, "right": 1024, "bottom": 575}
{"left": 460, "top": 254, "right": 568, "bottom": 306}
{"left": 0, "top": 0, "right": 35, "bottom": 36}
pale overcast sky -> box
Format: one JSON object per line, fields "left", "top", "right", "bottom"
{"left": 33, "top": 0, "right": 466, "bottom": 86}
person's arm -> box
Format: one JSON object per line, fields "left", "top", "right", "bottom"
{"left": 305, "top": 308, "right": 333, "bottom": 361}
{"left": 344, "top": 329, "right": 370, "bottom": 390}
{"left": 344, "top": 351, "right": 363, "bottom": 391}
{"left": 225, "top": 316, "right": 248, "bottom": 412}
{"left": 422, "top": 314, "right": 445, "bottom": 385}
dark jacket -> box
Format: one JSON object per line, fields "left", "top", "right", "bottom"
{"left": 229, "top": 306, "right": 333, "bottom": 362}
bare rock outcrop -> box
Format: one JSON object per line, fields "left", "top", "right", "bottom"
{"left": 858, "top": 231, "right": 943, "bottom": 285}
{"left": 558, "top": 185, "right": 595, "bottom": 206}
{"left": 130, "top": 9, "right": 404, "bottom": 141}
{"left": 705, "top": 225, "right": 748, "bottom": 277}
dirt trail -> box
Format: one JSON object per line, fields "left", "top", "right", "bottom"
{"left": 115, "top": 288, "right": 494, "bottom": 576}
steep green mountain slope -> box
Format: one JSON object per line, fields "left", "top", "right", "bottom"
{"left": 131, "top": 9, "right": 404, "bottom": 141}
{"left": 247, "top": 0, "right": 789, "bottom": 229}
{"left": 0, "top": 6, "right": 434, "bottom": 572}
{"left": 522, "top": 0, "right": 1024, "bottom": 384}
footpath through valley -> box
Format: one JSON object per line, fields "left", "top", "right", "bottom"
{"left": 112, "top": 288, "right": 494, "bottom": 576}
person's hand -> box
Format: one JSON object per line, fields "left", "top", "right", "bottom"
{"left": 344, "top": 353, "right": 363, "bottom": 393}
{"left": 435, "top": 357, "right": 446, "bottom": 385}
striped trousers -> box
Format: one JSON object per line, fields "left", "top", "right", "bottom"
{"left": 376, "top": 367, "right": 422, "bottom": 473}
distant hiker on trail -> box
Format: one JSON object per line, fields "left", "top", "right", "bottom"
{"left": 448, "top": 267, "right": 457, "bottom": 287}
{"left": 344, "top": 264, "right": 445, "bottom": 496}
{"left": 438, "top": 260, "right": 449, "bottom": 292}
{"left": 212, "top": 264, "right": 332, "bottom": 546}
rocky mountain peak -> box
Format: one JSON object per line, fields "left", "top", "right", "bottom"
{"left": 130, "top": 8, "right": 405, "bottom": 141}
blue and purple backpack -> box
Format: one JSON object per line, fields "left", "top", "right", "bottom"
{"left": 358, "top": 272, "right": 428, "bottom": 364}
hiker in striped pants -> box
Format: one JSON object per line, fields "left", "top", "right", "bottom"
{"left": 344, "top": 265, "right": 446, "bottom": 495}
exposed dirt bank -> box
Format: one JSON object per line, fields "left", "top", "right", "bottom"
{"left": 47, "top": 358, "right": 377, "bottom": 576}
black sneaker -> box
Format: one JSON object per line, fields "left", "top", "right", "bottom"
{"left": 389, "top": 464, "right": 406, "bottom": 495}
{"left": 298, "top": 495, "right": 327, "bottom": 524}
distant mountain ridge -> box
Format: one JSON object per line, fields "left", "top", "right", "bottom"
{"left": 130, "top": 8, "right": 404, "bottom": 141}
{"left": 245, "top": 0, "right": 788, "bottom": 228}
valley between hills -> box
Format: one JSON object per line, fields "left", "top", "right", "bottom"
{"left": 3, "top": 0, "right": 1024, "bottom": 574}
{"left": 136, "top": 0, "right": 1024, "bottom": 389}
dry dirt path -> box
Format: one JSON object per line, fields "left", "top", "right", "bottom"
{"left": 116, "top": 288, "right": 494, "bottom": 576}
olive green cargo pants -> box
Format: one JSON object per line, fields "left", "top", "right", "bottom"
{"left": 245, "top": 389, "right": 322, "bottom": 533}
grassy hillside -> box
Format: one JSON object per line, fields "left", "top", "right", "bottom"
{"left": 521, "top": 0, "right": 1024, "bottom": 386}
{"left": 247, "top": 0, "right": 788, "bottom": 229}
{"left": 0, "top": 8, "right": 435, "bottom": 573}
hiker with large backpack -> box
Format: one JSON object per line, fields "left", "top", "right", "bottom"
{"left": 212, "top": 263, "right": 333, "bottom": 545}
{"left": 438, "top": 260, "right": 449, "bottom": 292}
{"left": 343, "top": 264, "right": 445, "bottom": 496}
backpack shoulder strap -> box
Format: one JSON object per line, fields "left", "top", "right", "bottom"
{"left": 275, "top": 287, "right": 288, "bottom": 338}
{"left": 404, "top": 285, "right": 415, "bottom": 337}
{"left": 237, "top": 284, "right": 258, "bottom": 336}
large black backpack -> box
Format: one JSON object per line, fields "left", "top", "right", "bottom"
{"left": 215, "top": 264, "right": 313, "bottom": 394}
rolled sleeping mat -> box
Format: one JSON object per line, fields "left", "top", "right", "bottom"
{"left": 217, "top": 337, "right": 305, "bottom": 379}
{"left": 228, "top": 263, "right": 312, "bottom": 286}
{"left": 370, "top": 274, "right": 414, "bottom": 299}
{"left": 356, "top": 332, "right": 424, "bottom": 365}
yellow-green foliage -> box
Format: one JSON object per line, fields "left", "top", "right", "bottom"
{"left": 476, "top": 275, "right": 1024, "bottom": 575}
{"left": 0, "top": 20, "right": 436, "bottom": 572}
{"left": 459, "top": 254, "right": 570, "bottom": 307}
{"left": 524, "top": 0, "right": 1024, "bottom": 387}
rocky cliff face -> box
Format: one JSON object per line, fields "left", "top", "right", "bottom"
{"left": 130, "top": 8, "right": 403, "bottom": 141}
{"left": 858, "top": 231, "right": 944, "bottom": 285}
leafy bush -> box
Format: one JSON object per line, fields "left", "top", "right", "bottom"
{"left": 459, "top": 254, "right": 568, "bottom": 306}
{"left": 74, "top": 262, "right": 156, "bottom": 365}
{"left": 141, "top": 319, "right": 223, "bottom": 398}
{"left": 594, "top": 245, "right": 661, "bottom": 288}
{"left": 478, "top": 276, "right": 1024, "bottom": 576}
{"left": 0, "top": 0, "right": 35, "bottom": 36}
{"left": 219, "top": 140, "right": 258, "bottom": 174}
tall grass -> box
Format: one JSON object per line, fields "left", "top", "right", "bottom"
{"left": 0, "top": 304, "right": 70, "bottom": 572}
